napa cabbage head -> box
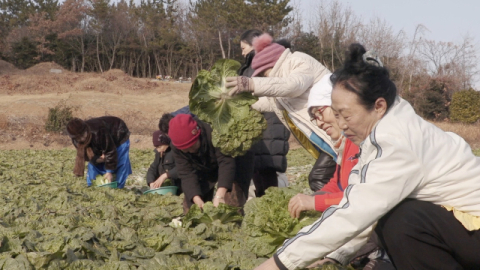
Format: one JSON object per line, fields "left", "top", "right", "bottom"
{"left": 189, "top": 59, "right": 266, "bottom": 157}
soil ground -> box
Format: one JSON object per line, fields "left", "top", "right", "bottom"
{"left": 0, "top": 60, "right": 301, "bottom": 151}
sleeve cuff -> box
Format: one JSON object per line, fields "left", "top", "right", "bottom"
{"left": 315, "top": 195, "right": 327, "bottom": 212}
{"left": 273, "top": 254, "right": 288, "bottom": 270}
{"left": 106, "top": 170, "right": 115, "bottom": 173}
{"left": 325, "top": 250, "right": 351, "bottom": 266}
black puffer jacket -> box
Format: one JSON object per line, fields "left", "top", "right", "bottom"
{"left": 251, "top": 112, "right": 290, "bottom": 172}
{"left": 73, "top": 116, "right": 130, "bottom": 171}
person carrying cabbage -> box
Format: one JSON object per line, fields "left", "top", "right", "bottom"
{"left": 226, "top": 33, "right": 337, "bottom": 191}
{"left": 167, "top": 114, "right": 253, "bottom": 212}
{"left": 146, "top": 130, "right": 181, "bottom": 194}
{"left": 66, "top": 116, "right": 132, "bottom": 188}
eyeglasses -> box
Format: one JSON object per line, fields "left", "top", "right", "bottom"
{"left": 310, "top": 107, "right": 326, "bottom": 124}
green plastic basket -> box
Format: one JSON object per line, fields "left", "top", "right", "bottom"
{"left": 97, "top": 181, "right": 118, "bottom": 189}
{"left": 143, "top": 186, "right": 178, "bottom": 195}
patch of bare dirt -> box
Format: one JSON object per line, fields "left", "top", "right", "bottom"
{"left": 0, "top": 60, "right": 192, "bottom": 150}
{"left": 0, "top": 60, "right": 18, "bottom": 74}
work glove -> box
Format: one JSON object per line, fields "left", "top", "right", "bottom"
{"left": 226, "top": 76, "right": 255, "bottom": 96}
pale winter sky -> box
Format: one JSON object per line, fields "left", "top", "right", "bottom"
{"left": 296, "top": 0, "right": 480, "bottom": 87}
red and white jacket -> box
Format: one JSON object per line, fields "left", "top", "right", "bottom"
{"left": 314, "top": 139, "right": 359, "bottom": 211}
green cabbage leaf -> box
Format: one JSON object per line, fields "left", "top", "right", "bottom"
{"left": 189, "top": 59, "right": 266, "bottom": 157}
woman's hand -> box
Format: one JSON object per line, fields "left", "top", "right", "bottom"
{"left": 104, "top": 172, "right": 113, "bottom": 182}
{"left": 288, "top": 193, "right": 316, "bottom": 218}
{"left": 192, "top": 196, "right": 205, "bottom": 209}
{"left": 213, "top": 187, "right": 227, "bottom": 207}
{"left": 150, "top": 173, "right": 168, "bottom": 189}
{"left": 254, "top": 258, "right": 280, "bottom": 270}
{"left": 96, "top": 154, "right": 106, "bottom": 163}
{"left": 226, "top": 76, "right": 254, "bottom": 96}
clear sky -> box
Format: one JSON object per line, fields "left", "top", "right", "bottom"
{"left": 298, "top": 0, "right": 479, "bottom": 43}
{"left": 296, "top": 0, "right": 480, "bottom": 87}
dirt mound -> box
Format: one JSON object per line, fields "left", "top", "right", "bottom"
{"left": 103, "top": 69, "right": 126, "bottom": 77}
{"left": 0, "top": 60, "right": 18, "bottom": 74}
{"left": 26, "top": 62, "right": 68, "bottom": 75}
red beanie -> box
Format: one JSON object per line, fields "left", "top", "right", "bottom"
{"left": 251, "top": 33, "right": 286, "bottom": 77}
{"left": 168, "top": 114, "right": 201, "bottom": 149}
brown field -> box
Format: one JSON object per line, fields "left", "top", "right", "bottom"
{"left": 1, "top": 60, "right": 479, "bottom": 151}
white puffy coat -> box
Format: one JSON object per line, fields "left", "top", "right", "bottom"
{"left": 251, "top": 49, "right": 334, "bottom": 156}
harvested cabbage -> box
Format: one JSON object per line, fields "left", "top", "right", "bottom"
{"left": 93, "top": 174, "right": 116, "bottom": 186}
{"left": 189, "top": 59, "right": 266, "bottom": 157}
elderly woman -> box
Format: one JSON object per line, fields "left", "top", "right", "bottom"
{"left": 255, "top": 43, "right": 480, "bottom": 270}
{"left": 66, "top": 116, "right": 132, "bottom": 188}
{"left": 227, "top": 33, "right": 336, "bottom": 191}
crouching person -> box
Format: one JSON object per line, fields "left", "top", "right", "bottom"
{"left": 146, "top": 130, "right": 182, "bottom": 194}
{"left": 168, "top": 114, "right": 253, "bottom": 212}
{"left": 66, "top": 116, "right": 132, "bottom": 188}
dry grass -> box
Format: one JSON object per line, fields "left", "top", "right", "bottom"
{"left": 432, "top": 121, "right": 480, "bottom": 149}
{"left": 0, "top": 114, "right": 8, "bottom": 129}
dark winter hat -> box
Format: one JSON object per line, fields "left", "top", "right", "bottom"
{"left": 66, "top": 118, "right": 87, "bottom": 136}
{"left": 152, "top": 130, "right": 171, "bottom": 147}
{"left": 168, "top": 114, "right": 201, "bottom": 150}
{"left": 251, "top": 33, "right": 285, "bottom": 77}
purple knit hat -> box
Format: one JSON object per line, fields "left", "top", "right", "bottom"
{"left": 251, "top": 33, "right": 286, "bottom": 77}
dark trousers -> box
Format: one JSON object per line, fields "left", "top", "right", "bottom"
{"left": 252, "top": 168, "right": 278, "bottom": 197}
{"left": 375, "top": 199, "right": 480, "bottom": 270}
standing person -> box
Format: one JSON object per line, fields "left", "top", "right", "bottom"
{"left": 168, "top": 114, "right": 253, "bottom": 211}
{"left": 146, "top": 130, "right": 181, "bottom": 194}
{"left": 66, "top": 116, "right": 132, "bottom": 188}
{"left": 227, "top": 33, "right": 337, "bottom": 191}
{"left": 238, "top": 29, "right": 291, "bottom": 197}
{"left": 255, "top": 43, "right": 480, "bottom": 270}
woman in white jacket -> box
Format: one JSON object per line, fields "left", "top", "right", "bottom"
{"left": 255, "top": 43, "right": 480, "bottom": 270}
{"left": 226, "top": 33, "right": 337, "bottom": 191}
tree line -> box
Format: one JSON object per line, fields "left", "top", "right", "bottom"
{"left": 0, "top": 0, "right": 478, "bottom": 120}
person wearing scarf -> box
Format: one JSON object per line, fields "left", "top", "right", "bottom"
{"left": 66, "top": 116, "right": 132, "bottom": 188}
{"left": 226, "top": 33, "right": 337, "bottom": 192}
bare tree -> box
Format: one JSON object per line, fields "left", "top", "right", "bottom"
{"left": 313, "top": 0, "right": 360, "bottom": 70}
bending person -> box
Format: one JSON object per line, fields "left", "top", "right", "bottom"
{"left": 255, "top": 43, "right": 480, "bottom": 270}
{"left": 227, "top": 33, "right": 336, "bottom": 191}
{"left": 288, "top": 74, "right": 359, "bottom": 217}
{"left": 168, "top": 114, "right": 253, "bottom": 211}
{"left": 146, "top": 130, "right": 181, "bottom": 194}
{"left": 67, "top": 116, "right": 132, "bottom": 188}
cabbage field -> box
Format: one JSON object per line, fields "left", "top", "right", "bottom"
{"left": 0, "top": 149, "right": 352, "bottom": 270}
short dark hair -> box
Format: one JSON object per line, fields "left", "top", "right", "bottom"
{"left": 275, "top": 38, "right": 291, "bottom": 49}
{"left": 158, "top": 113, "right": 174, "bottom": 134}
{"left": 330, "top": 43, "right": 397, "bottom": 111}
{"left": 240, "top": 29, "right": 263, "bottom": 46}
